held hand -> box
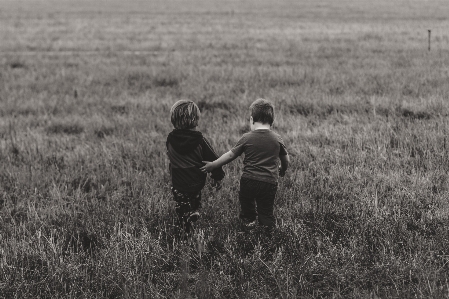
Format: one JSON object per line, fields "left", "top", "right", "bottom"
{"left": 279, "top": 166, "right": 286, "bottom": 177}
{"left": 200, "top": 161, "right": 215, "bottom": 173}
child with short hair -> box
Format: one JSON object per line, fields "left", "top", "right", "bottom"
{"left": 201, "top": 98, "right": 289, "bottom": 230}
{"left": 166, "top": 100, "right": 224, "bottom": 233}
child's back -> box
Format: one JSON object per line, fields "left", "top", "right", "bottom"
{"left": 167, "top": 129, "right": 222, "bottom": 192}
{"left": 231, "top": 129, "right": 287, "bottom": 185}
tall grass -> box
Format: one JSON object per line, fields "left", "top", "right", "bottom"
{"left": 1, "top": 0, "right": 449, "bottom": 297}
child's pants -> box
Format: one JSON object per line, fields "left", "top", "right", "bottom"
{"left": 171, "top": 187, "right": 201, "bottom": 233}
{"left": 238, "top": 177, "right": 278, "bottom": 229}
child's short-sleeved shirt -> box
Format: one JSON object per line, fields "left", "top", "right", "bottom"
{"left": 231, "top": 129, "right": 288, "bottom": 185}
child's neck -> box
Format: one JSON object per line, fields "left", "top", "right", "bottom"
{"left": 252, "top": 122, "right": 271, "bottom": 131}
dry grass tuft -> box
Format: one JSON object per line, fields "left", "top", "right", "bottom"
{"left": 46, "top": 121, "right": 85, "bottom": 135}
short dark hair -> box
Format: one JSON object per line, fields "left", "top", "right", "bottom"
{"left": 170, "top": 100, "right": 201, "bottom": 129}
{"left": 250, "top": 98, "right": 274, "bottom": 125}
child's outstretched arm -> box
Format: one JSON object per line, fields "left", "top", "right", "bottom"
{"left": 279, "top": 154, "right": 290, "bottom": 177}
{"left": 200, "top": 137, "right": 226, "bottom": 190}
{"left": 200, "top": 150, "right": 237, "bottom": 173}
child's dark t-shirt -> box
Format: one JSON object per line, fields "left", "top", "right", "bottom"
{"left": 231, "top": 129, "right": 288, "bottom": 185}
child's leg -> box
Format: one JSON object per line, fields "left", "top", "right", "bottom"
{"left": 172, "top": 187, "right": 190, "bottom": 229}
{"left": 189, "top": 192, "right": 201, "bottom": 212}
{"left": 255, "top": 183, "right": 277, "bottom": 229}
{"left": 188, "top": 192, "right": 201, "bottom": 222}
{"left": 238, "top": 178, "right": 258, "bottom": 223}
{"left": 171, "top": 187, "right": 201, "bottom": 233}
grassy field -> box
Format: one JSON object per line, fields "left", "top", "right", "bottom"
{"left": 2, "top": 0, "right": 449, "bottom": 297}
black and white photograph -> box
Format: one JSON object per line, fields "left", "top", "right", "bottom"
{"left": 1, "top": 0, "right": 449, "bottom": 298}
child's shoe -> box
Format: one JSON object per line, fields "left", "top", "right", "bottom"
{"left": 242, "top": 218, "right": 257, "bottom": 229}
{"left": 245, "top": 220, "right": 257, "bottom": 228}
{"left": 188, "top": 211, "right": 200, "bottom": 222}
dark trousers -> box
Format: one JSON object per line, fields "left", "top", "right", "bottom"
{"left": 239, "top": 177, "right": 278, "bottom": 229}
{"left": 171, "top": 187, "right": 201, "bottom": 233}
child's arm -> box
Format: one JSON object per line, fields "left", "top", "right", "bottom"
{"left": 201, "top": 137, "right": 226, "bottom": 182}
{"left": 200, "top": 150, "right": 238, "bottom": 173}
{"left": 279, "top": 154, "right": 290, "bottom": 177}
